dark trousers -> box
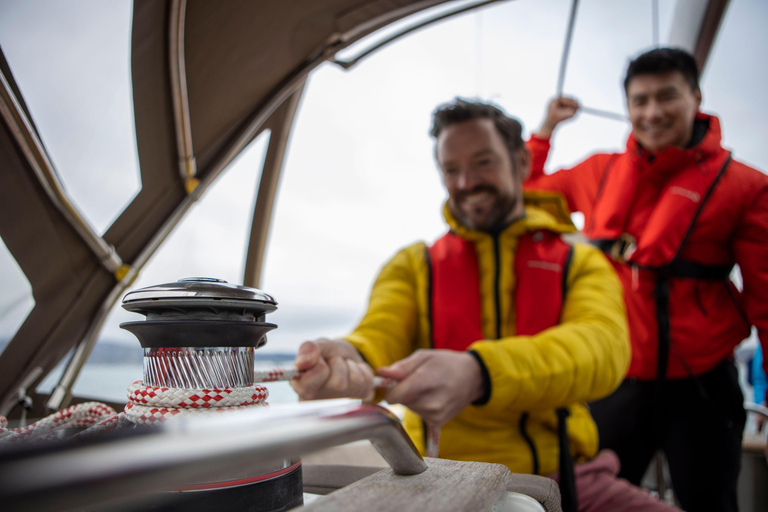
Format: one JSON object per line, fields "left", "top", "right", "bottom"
{"left": 589, "top": 360, "right": 746, "bottom": 512}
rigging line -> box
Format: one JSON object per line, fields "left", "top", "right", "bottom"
{"left": 652, "top": 0, "right": 659, "bottom": 47}
{"left": 556, "top": 0, "right": 580, "bottom": 97}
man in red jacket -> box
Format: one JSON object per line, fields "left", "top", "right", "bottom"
{"left": 524, "top": 47, "right": 768, "bottom": 512}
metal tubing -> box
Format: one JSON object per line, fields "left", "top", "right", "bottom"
{"left": 169, "top": 0, "right": 197, "bottom": 187}
{"left": 45, "top": 265, "right": 138, "bottom": 412}
{"left": 0, "top": 401, "right": 427, "bottom": 512}
{"left": 555, "top": 0, "right": 579, "bottom": 97}
{"left": 745, "top": 402, "right": 768, "bottom": 419}
{"left": 578, "top": 105, "right": 627, "bottom": 123}
{"left": 333, "top": 0, "right": 507, "bottom": 70}
{"left": 0, "top": 68, "right": 123, "bottom": 274}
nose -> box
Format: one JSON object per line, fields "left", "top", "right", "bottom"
{"left": 643, "top": 99, "right": 664, "bottom": 121}
{"left": 456, "top": 167, "right": 479, "bottom": 191}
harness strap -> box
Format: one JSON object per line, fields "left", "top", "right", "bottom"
{"left": 590, "top": 239, "right": 733, "bottom": 280}
{"left": 556, "top": 407, "right": 577, "bottom": 512}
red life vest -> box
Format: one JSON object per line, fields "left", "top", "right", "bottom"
{"left": 428, "top": 230, "right": 572, "bottom": 349}
{"left": 428, "top": 228, "right": 579, "bottom": 511}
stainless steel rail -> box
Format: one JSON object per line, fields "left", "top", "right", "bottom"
{"left": 332, "top": 0, "right": 507, "bottom": 70}
{"left": 0, "top": 400, "right": 427, "bottom": 512}
{"left": 745, "top": 402, "right": 768, "bottom": 419}
{"left": 169, "top": 0, "right": 198, "bottom": 191}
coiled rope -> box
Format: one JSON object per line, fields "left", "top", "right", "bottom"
{"left": 0, "top": 367, "right": 440, "bottom": 457}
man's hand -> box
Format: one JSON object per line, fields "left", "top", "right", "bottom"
{"left": 535, "top": 97, "right": 580, "bottom": 139}
{"left": 290, "top": 339, "right": 375, "bottom": 401}
{"left": 377, "top": 349, "right": 485, "bottom": 427}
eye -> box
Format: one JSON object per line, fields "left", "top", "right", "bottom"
{"left": 657, "top": 91, "right": 678, "bottom": 102}
{"left": 443, "top": 166, "right": 458, "bottom": 176}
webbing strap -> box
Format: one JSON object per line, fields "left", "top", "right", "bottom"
{"left": 590, "top": 239, "right": 732, "bottom": 281}
{"left": 556, "top": 407, "right": 577, "bottom": 512}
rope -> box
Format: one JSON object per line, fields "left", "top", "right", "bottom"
{"left": 0, "top": 402, "right": 116, "bottom": 443}
{"left": 0, "top": 367, "right": 440, "bottom": 457}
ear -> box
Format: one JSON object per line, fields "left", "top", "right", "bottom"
{"left": 694, "top": 87, "right": 702, "bottom": 109}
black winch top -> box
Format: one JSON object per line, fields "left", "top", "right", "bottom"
{"left": 120, "top": 278, "right": 277, "bottom": 348}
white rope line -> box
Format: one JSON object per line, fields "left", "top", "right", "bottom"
{"left": 0, "top": 402, "right": 116, "bottom": 443}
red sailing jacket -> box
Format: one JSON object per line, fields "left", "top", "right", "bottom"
{"left": 525, "top": 113, "right": 768, "bottom": 380}
{"left": 429, "top": 231, "right": 571, "bottom": 350}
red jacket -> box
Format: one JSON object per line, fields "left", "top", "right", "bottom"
{"left": 525, "top": 113, "right": 768, "bottom": 380}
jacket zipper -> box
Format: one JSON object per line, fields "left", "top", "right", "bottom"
{"left": 500, "top": 233, "right": 540, "bottom": 472}
{"left": 493, "top": 234, "right": 501, "bottom": 339}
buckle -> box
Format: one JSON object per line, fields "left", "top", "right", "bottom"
{"left": 610, "top": 233, "right": 637, "bottom": 263}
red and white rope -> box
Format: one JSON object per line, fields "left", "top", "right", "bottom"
{"left": 124, "top": 381, "right": 269, "bottom": 425}
{"left": 0, "top": 367, "right": 439, "bottom": 457}
{"left": 0, "top": 402, "right": 116, "bottom": 443}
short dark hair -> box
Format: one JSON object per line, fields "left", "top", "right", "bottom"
{"left": 430, "top": 98, "right": 524, "bottom": 160}
{"left": 624, "top": 47, "right": 700, "bottom": 92}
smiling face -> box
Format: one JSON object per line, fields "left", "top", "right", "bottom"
{"left": 626, "top": 71, "right": 702, "bottom": 154}
{"left": 436, "top": 118, "right": 525, "bottom": 232}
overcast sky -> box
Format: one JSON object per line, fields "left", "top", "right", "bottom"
{"left": 1, "top": 0, "right": 767, "bottom": 367}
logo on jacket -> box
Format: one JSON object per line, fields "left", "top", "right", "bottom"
{"left": 527, "top": 261, "right": 562, "bottom": 272}
{"left": 669, "top": 186, "right": 701, "bottom": 203}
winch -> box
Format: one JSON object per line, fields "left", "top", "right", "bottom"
{"left": 120, "top": 277, "right": 303, "bottom": 512}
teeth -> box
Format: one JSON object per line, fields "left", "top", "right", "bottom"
{"left": 643, "top": 124, "right": 669, "bottom": 135}
{"left": 463, "top": 192, "right": 492, "bottom": 205}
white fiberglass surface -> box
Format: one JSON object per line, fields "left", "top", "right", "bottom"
{"left": 0, "top": 238, "right": 35, "bottom": 357}
{"left": 0, "top": 0, "right": 140, "bottom": 235}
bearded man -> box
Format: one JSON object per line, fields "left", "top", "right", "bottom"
{"left": 292, "top": 99, "right": 679, "bottom": 512}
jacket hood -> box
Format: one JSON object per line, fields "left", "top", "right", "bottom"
{"left": 443, "top": 191, "right": 577, "bottom": 240}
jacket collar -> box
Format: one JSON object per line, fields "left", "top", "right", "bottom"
{"left": 443, "top": 193, "right": 576, "bottom": 242}
{"left": 625, "top": 112, "right": 724, "bottom": 174}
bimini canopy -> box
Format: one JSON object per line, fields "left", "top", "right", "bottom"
{"left": 0, "top": 0, "right": 457, "bottom": 413}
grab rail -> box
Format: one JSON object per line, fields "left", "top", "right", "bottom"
{"left": 0, "top": 400, "right": 426, "bottom": 512}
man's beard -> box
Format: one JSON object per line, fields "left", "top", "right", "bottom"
{"left": 449, "top": 186, "right": 520, "bottom": 233}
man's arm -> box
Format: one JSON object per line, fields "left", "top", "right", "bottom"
{"left": 524, "top": 97, "right": 610, "bottom": 216}
{"left": 292, "top": 244, "right": 424, "bottom": 401}
{"left": 468, "top": 243, "right": 629, "bottom": 413}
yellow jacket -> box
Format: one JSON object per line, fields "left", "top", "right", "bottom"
{"left": 346, "top": 194, "right": 629, "bottom": 475}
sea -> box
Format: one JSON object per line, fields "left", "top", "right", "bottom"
{"left": 37, "top": 357, "right": 301, "bottom": 406}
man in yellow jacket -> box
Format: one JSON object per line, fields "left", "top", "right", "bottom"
{"left": 291, "top": 99, "right": 678, "bottom": 512}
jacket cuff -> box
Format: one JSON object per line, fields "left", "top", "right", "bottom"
{"left": 529, "top": 133, "right": 552, "bottom": 144}
{"left": 468, "top": 350, "right": 491, "bottom": 406}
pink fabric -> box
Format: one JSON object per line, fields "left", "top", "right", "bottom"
{"left": 549, "top": 450, "right": 681, "bottom": 512}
